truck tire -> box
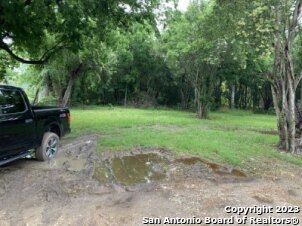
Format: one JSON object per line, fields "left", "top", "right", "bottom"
{"left": 35, "top": 132, "right": 60, "bottom": 161}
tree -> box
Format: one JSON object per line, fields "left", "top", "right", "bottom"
{"left": 108, "top": 22, "right": 173, "bottom": 106}
{"left": 218, "top": 0, "right": 302, "bottom": 153}
{"left": 0, "top": 0, "right": 161, "bottom": 65}
{"left": 162, "top": 2, "right": 243, "bottom": 118}
{"left": 267, "top": 1, "right": 302, "bottom": 153}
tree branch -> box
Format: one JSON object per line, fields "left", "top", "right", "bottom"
{"left": 289, "top": 0, "right": 302, "bottom": 43}
{"left": 0, "top": 40, "right": 66, "bottom": 65}
{"left": 295, "top": 70, "right": 302, "bottom": 90}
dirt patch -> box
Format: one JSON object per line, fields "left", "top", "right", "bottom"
{"left": 0, "top": 135, "right": 301, "bottom": 226}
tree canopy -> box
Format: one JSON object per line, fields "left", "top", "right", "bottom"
{"left": 0, "top": 0, "right": 160, "bottom": 64}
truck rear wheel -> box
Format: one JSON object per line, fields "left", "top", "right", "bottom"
{"left": 36, "top": 132, "right": 60, "bottom": 161}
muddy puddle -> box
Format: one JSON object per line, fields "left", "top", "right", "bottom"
{"left": 176, "top": 157, "right": 247, "bottom": 177}
{"left": 94, "top": 153, "right": 167, "bottom": 186}
{"left": 93, "top": 152, "right": 248, "bottom": 186}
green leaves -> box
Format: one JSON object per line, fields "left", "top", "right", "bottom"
{"left": 0, "top": 0, "right": 161, "bottom": 64}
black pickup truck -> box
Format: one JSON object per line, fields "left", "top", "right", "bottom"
{"left": 0, "top": 85, "right": 70, "bottom": 166}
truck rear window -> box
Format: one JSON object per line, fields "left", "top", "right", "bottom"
{"left": 0, "top": 89, "right": 26, "bottom": 115}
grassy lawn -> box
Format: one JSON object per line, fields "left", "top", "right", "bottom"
{"left": 68, "top": 106, "right": 302, "bottom": 167}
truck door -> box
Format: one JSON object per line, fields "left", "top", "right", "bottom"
{"left": 0, "top": 89, "right": 35, "bottom": 158}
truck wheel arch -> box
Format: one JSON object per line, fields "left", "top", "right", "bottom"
{"left": 45, "top": 123, "right": 61, "bottom": 138}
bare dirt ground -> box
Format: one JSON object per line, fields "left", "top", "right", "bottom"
{"left": 0, "top": 135, "right": 301, "bottom": 226}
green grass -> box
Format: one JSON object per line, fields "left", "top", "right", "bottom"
{"left": 68, "top": 106, "right": 302, "bottom": 167}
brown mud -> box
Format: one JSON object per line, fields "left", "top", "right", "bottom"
{"left": 0, "top": 134, "right": 301, "bottom": 226}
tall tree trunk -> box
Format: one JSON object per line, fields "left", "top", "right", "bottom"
{"left": 195, "top": 68, "right": 208, "bottom": 119}
{"left": 195, "top": 68, "right": 200, "bottom": 117}
{"left": 213, "top": 79, "right": 222, "bottom": 110}
{"left": 193, "top": 64, "right": 215, "bottom": 119}
{"left": 271, "top": 83, "right": 289, "bottom": 150}
{"left": 61, "top": 63, "right": 83, "bottom": 107}
{"left": 180, "top": 89, "right": 186, "bottom": 109}
{"left": 45, "top": 85, "right": 50, "bottom": 97}
{"left": 124, "top": 85, "right": 128, "bottom": 106}
{"left": 231, "top": 84, "right": 235, "bottom": 109}
{"left": 287, "top": 75, "right": 296, "bottom": 153}
{"left": 180, "top": 74, "right": 189, "bottom": 109}
{"left": 196, "top": 87, "right": 204, "bottom": 118}
{"left": 61, "top": 76, "right": 76, "bottom": 107}
{"left": 262, "top": 82, "right": 273, "bottom": 111}
{"left": 197, "top": 104, "right": 208, "bottom": 118}
{"left": 33, "top": 87, "right": 40, "bottom": 105}
{"left": 285, "top": 47, "right": 298, "bottom": 152}
{"left": 244, "top": 86, "right": 248, "bottom": 109}
{"left": 44, "top": 72, "right": 51, "bottom": 97}
{"left": 300, "top": 82, "right": 302, "bottom": 103}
